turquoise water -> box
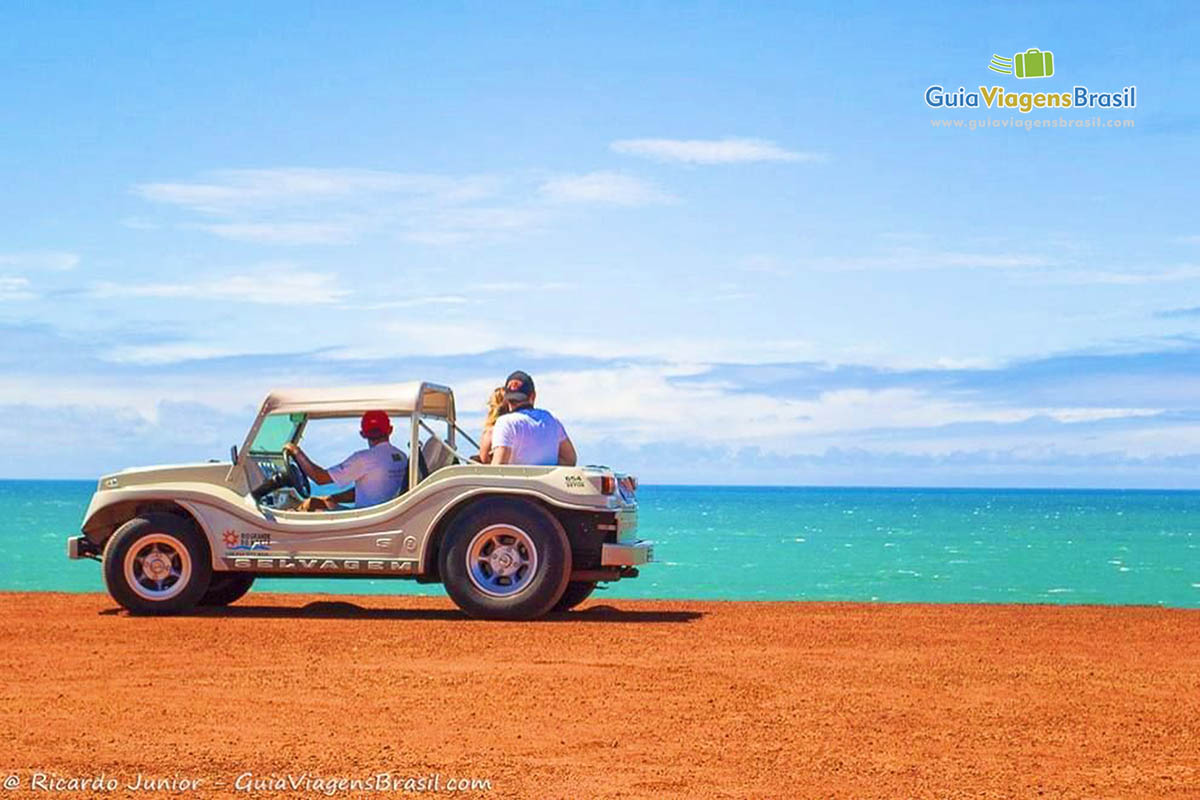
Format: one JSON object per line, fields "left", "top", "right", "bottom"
{"left": 2, "top": 480, "right": 1198, "bottom": 607}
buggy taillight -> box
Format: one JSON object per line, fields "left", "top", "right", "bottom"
{"left": 600, "top": 475, "right": 616, "bottom": 495}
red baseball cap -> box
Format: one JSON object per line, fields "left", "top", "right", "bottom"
{"left": 360, "top": 410, "right": 392, "bottom": 438}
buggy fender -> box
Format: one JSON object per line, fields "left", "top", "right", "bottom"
{"left": 418, "top": 487, "right": 603, "bottom": 573}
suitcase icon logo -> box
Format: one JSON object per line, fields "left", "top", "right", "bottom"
{"left": 988, "top": 48, "right": 1055, "bottom": 79}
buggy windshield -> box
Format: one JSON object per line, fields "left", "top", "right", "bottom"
{"left": 250, "top": 413, "right": 304, "bottom": 453}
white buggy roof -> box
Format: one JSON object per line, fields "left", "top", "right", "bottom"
{"left": 261, "top": 381, "right": 455, "bottom": 420}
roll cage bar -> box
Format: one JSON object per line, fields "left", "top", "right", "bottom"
{"left": 235, "top": 381, "right": 475, "bottom": 491}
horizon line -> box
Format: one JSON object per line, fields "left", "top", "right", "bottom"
{"left": 8, "top": 478, "right": 1200, "bottom": 493}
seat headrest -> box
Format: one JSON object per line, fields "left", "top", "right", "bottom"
{"left": 421, "top": 434, "right": 456, "bottom": 473}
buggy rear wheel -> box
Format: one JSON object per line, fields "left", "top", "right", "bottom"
{"left": 441, "top": 500, "right": 571, "bottom": 620}
{"left": 552, "top": 580, "right": 598, "bottom": 612}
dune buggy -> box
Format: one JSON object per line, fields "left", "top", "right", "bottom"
{"left": 67, "top": 382, "right": 650, "bottom": 619}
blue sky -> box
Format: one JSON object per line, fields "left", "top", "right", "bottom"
{"left": 2, "top": 2, "right": 1199, "bottom": 485}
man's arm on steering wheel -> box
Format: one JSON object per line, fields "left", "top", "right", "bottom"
{"left": 282, "top": 442, "right": 333, "bottom": 485}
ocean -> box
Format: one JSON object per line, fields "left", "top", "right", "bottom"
{"left": 2, "top": 480, "right": 1197, "bottom": 607}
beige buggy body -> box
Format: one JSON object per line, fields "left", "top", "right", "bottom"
{"left": 67, "top": 382, "right": 651, "bottom": 619}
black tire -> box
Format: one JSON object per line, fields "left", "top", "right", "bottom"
{"left": 552, "top": 580, "right": 598, "bottom": 612}
{"left": 102, "top": 513, "right": 212, "bottom": 615}
{"left": 199, "top": 572, "right": 255, "bottom": 606}
{"left": 441, "top": 499, "right": 571, "bottom": 620}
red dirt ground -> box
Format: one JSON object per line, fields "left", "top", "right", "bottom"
{"left": 1, "top": 592, "right": 1197, "bottom": 799}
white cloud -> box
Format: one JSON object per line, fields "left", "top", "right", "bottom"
{"left": 928, "top": 252, "right": 1050, "bottom": 269}
{"left": 104, "top": 343, "right": 271, "bottom": 365}
{"left": 366, "top": 319, "right": 511, "bottom": 357}
{"left": 814, "top": 248, "right": 1051, "bottom": 272}
{"left": 400, "top": 206, "right": 544, "bottom": 245}
{"left": 120, "top": 216, "right": 160, "bottom": 231}
{"left": 0, "top": 373, "right": 262, "bottom": 419}
{"left": 0, "top": 277, "right": 35, "bottom": 301}
{"left": 134, "top": 168, "right": 539, "bottom": 246}
{"left": 806, "top": 245, "right": 1200, "bottom": 285}
{"left": 682, "top": 281, "right": 755, "bottom": 303}
{"left": 354, "top": 295, "right": 471, "bottom": 310}
{"left": 539, "top": 172, "right": 672, "bottom": 206}
{"left": 611, "top": 137, "right": 821, "bottom": 164}
{"left": 1046, "top": 407, "right": 1160, "bottom": 423}
{"left": 1031, "top": 265, "right": 1200, "bottom": 285}
{"left": 474, "top": 281, "right": 571, "bottom": 292}
{"left": 91, "top": 269, "right": 350, "bottom": 305}
{"left": 194, "top": 221, "right": 357, "bottom": 245}
{"left": 1, "top": 311, "right": 1194, "bottom": 481}
{"left": 737, "top": 255, "right": 792, "bottom": 276}
{"left": 728, "top": 247, "right": 1062, "bottom": 277}
{"left": 0, "top": 251, "right": 80, "bottom": 271}
{"left": 522, "top": 332, "right": 816, "bottom": 365}
{"left": 525, "top": 369, "right": 1164, "bottom": 453}
{"left": 134, "top": 168, "right": 497, "bottom": 214}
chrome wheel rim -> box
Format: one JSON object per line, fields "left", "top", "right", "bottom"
{"left": 124, "top": 533, "right": 191, "bottom": 601}
{"left": 466, "top": 524, "right": 538, "bottom": 598}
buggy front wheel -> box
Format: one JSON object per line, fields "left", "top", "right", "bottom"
{"left": 102, "top": 513, "right": 212, "bottom": 615}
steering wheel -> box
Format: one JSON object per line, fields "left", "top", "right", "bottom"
{"left": 284, "top": 452, "right": 311, "bottom": 499}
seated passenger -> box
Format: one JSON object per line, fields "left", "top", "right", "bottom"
{"left": 472, "top": 386, "right": 506, "bottom": 463}
{"left": 490, "top": 370, "right": 577, "bottom": 467}
{"left": 282, "top": 410, "right": 408, "bottom": 512}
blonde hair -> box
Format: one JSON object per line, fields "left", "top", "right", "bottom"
{"left": 484, "top": 387, "right": 506, "bottom": 429}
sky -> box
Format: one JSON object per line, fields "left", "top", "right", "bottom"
{"left": 2, "top": 1, "right": 1199, "bottom": 486}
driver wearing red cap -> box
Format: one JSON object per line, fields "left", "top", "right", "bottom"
{"left": 282, "top": 410, "right": 409, "bottom": 512}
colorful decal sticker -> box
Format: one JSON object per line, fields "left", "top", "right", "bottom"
{"left": 223, "top": 528, "right": 272, "bottom": 552}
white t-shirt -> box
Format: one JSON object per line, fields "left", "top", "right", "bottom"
{"left": 491, "top": 407, "right": 567, "bottom": 466}
{"left": 327, "top": 442, "right": 408, "bottom": 508}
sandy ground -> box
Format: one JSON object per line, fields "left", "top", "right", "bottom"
{"left": 0, "top": 593, "right": 1198, "bottom": 799}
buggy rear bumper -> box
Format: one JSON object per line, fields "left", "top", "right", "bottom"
{"left": 600, "top": 540, "right": 653, "bottom": 567}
